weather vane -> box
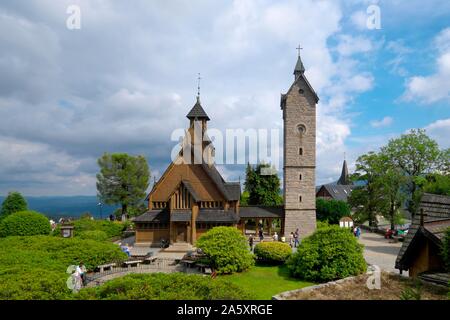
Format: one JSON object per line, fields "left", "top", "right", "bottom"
{"left": 197, "top": 73, "right": 201, "bottom": 98}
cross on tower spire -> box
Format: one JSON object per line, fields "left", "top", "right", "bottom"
{"left": 296, "top": 44, "right": 303, "bottom": 57}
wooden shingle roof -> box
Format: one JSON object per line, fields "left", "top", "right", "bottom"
{"left": 395, "top": 193, "right": 450, "bottom": 271}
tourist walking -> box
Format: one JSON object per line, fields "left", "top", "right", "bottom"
{"left": 355, "top": 226, "right": 361, "bottom": 239}
{"left": 294, "top": 229, "right": 300, "bottom": 247}
{"left": 289, "top": 232, "right": 294, "bottom": 247}
{"left": 248, "top": 235, "right": 254, "bottom": 252}
{"left": 75, "top": 262, "right": 87, "bottom": 287}
{"left": 258, "top": 228, "right": 264, "bottom": 242}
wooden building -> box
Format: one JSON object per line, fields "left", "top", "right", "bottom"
{"left": 316, "top": 160, "right": 355, "bottom": 202}
{"left": 133, "top": 96, "right": 284, "bottom": 245}
{"left": 395, "top": 193, "right": 450, "bottom": 278}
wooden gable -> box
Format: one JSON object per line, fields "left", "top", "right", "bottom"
{"left": 150, "top": 163, "right": 226, "bottom": 202}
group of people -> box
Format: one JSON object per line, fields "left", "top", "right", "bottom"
{"left": 248, "top": 228, "right": 301, "bottom": 251}
{"left": 69, "top": 262, "right": 87, "bottom": 292}
{"left": 351, "top": 226, "right": 361, "bottom": 238}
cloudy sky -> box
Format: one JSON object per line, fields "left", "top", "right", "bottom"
{"left": 0, "top": 0, "right": 449, "bottom": 196}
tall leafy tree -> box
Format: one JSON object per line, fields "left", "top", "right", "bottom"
{"left": 377, "top": 152, "right": 407, "bottom": 230}
{"left": 244, "top": 163, "right": 282, "bottom": 206}
{"left": 348, "top": 152, "right": 384, "bottom": 227}
{"left": 0, "top": 192, "right": 28, "bottom": 220}
{"left": 96, "top": 153, "right": 150, "bottom": 221}
{"left": 381, "top": 129, "right": 444, "bottom": 217}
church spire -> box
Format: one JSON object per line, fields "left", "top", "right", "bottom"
{"left": 337, "top": 160, "right": 352, "bottom": 185}
{"left": 294, "top": 44, "right": 305, "bottom": 80}
{"left": 187, "top": 74, "right": 210, "bottom": 122}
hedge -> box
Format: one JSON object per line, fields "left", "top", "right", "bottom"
{"left": 53, "top": 218, "right": 126, "bottom": 239}
{"left": 196, "top": 227, "right": 254, "bottom": 274}
{"left": 0, "top": 236, "right": 127, "bottom": 299}
{"left": 254, "top": 242, "right": 292, "bottom": 264}
{"left": 0, "top": 211, "right": 51, "bottom": 237}
{"left": 76, "top": 273, "right": 253, "bottom": 300}
{"left": 287, "top": 226, "right": 366, "bottom": 282}
{"left": 78, "top": 230, "right": 109, "bottom": 242}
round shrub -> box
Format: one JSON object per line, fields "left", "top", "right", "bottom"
{"left": 76, "top": 273, "right": 253, "bottom": 300}
{"left": 78, "top": 230, "right": 109, "bottom": 242}
{"left": 196, "top": 226, "right": 254, "bottom": 274}
{"left": 72, "top": 218, "right": 125, "bottom": 238}
{"left": 254, "top": 242, "right": 292, "bottom": 264}
{"left": 287, "top": 226, "right": 366, "bottom": 282}
{"left": 0, "top": 211, "right": 51, "bottom": 237}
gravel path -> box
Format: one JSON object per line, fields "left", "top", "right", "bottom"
{"left": 358, "top": 229, "right": 405, "bottom": 274}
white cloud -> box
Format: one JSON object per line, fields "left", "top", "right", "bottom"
{"left": 424, "top": 118, "right": 450, "bottom": 148}
{"left": 403, "top": 28, "right": 450, "bottom": 104}
{"left": 336, "top": 35, "right": 373, "bottom": 56}
{"left": 370, "top": 116, "right": 393, "bottom": 128}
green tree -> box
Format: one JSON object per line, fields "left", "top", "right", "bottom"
{"left": 0, "top": 192, "right": 28, "bottom": 220}
{"left": 96, "top": 153, "right": 150, "bottom": 221}
{"left": 421, "top": 173, "right": 450, "bottom": 196}
{"left": 348, "top": 152, "right": 385, "bottom": 227}
{"left": 316, "top": 198, "right": 351, "bottom": 224}
{"left": 377, "top": 152, "right": 407, "bottom": 230}
{"left": 244, "top": 163, "right": 282, "bottom": 206}
{"left": 382, "top": 129, "right": 445, "bottom": 217}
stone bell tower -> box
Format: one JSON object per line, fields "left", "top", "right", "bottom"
{"left": 281, "top": 49, "right": 319, "bottom": 238}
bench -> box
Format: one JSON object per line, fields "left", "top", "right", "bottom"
{"left": 180, "top": 260, "right": 196, "bottom": 269}
{"left": 203, "top": 267, "right": 212, "bottom": 275}
{"left": 97, "top": 263, "right": 116, "bottom": 273}
{"left": 122, "top": 260, "right": 143, "bottom": 268}
{"left": 144, "top": 256, "right": 158, "bottom": 264}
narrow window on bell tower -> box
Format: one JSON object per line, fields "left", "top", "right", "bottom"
{"left": 299, "top": 195, "right": 302, "bottom": 203}
{"left": 299, "top": 147, "right": 303, "bottom": 155}
{"left": 299, "top": 174, "right": 302, "bottom": 181}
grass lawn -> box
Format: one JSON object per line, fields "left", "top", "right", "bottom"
{"left": 221, "top": 264, "right": 315, "bottom": 300}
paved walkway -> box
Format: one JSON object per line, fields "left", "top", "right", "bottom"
{"left": 358, "top": 229, "right": 405, "bottom": 274}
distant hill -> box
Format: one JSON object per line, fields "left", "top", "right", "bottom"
{"left": 0, "top": 196, "right": 119, "bottom": 220}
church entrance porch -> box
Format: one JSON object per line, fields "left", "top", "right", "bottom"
{"left": 173, "top": 222, "right": 188, "bottom": 243}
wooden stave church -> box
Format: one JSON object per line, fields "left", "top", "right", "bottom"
{"left": 133, "top": 96, "right": 284, "bottom": 245}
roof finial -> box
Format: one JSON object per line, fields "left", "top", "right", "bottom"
{"left": 294, "top": 44, "right": 305, "bottom": 77}
{"left": 344, "top": 151, "right": 346, "bottom": 161}
{"left": 197, "top": 73, "right": 201, "bottom": 101}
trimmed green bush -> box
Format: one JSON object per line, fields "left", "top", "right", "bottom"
{"left": 0, "top": 235, "right": 127, "bottom": 299}
{"left": 196, "top": 226, "right": 254, "bottom": 274}
{"left": 78, "top": 230, "right": 109, "bottom": 242}
{"left": 287, "top": 226, "right": 366, "bottom": 282}
{"left": 0, "top": 211, "right": 51, "bottom": 237}
{"left": 254, "top": 242, "right": 292, "bottom": 264}
{"left": 0, "top": 192, "right": 28, "bottom": 219}
{"left": 316, "top": 220, "right": 330, "bottom": 229}
{"left": 76, "top": 273, "right": 253, "bottom": 300}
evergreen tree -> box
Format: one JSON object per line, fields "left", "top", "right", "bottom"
{"left": 243, "top": 163, "right": 282, "bottom": 206}
{"left": 0, "top": 192, "right": 28, "bottom": 220}
{"left": 96, "top": 153, "right": 150, "bottom": 221}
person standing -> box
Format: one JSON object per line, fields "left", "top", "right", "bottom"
{"left": 272, "top": 232, "right": 278, "bottom": 242}
{"left": 258, "top": 228, "right": 264, "bottom": 242}
{"left": 294, "top": 229, "right": 300, "bottom": 248}
{"left": 289, "top": 232, "right": 294, "bottom": 247}
{"left": 248, "top": 235, "right": 254, "bottom": 252}
{"left": 76, "top": 262, "right": 87, "bottom": 287}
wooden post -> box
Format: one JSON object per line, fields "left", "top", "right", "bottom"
{"left": 191, "top": 203, "right": 199, "bottom": 244}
